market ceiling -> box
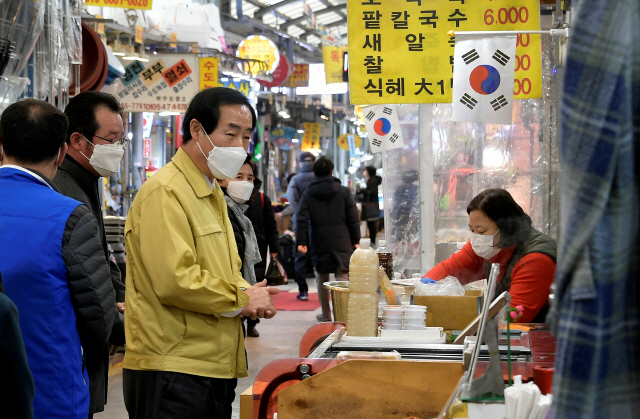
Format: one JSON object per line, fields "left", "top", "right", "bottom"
{"left": 220, "top": 0, "right": 347, "bottom": 62}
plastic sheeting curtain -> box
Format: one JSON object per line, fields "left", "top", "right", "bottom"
{"left": 383, "top": 34, "right": 560, "bottom": 276}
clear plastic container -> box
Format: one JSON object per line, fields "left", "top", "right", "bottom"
{"left": 404, "top": 317, "right": 426, "bottom": 326}
{"left": 348, "top": 238, "right": 380, "bottom": 337}
{"left": 349, "top": 238, "right": 380, "bottom": 294}
{"left": 383, "top": 316, "right": 403, "bottom": 325}
{"left": 383, "top": 323, "right": 402, "bottom": 330}
{"left": 382, "top": 305, "right": 404, "bottom": 317}
{"left": 347, "top": 293, "right": 378, "bottom": 337}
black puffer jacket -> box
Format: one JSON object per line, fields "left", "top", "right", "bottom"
{"left": 52, "top": 156, "right": 123, "bottom": 415}
{"left": 244, "top": 178, "right": 279, "bottom": 281}
{"left": 295, "top": 175, "right": 360, "bottom": 273}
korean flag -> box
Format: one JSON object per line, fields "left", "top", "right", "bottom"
{"left": 363, "top": 105, "right": 404, "bottom": 154}
{"left": 452, "top": 35, "right": 516, "bottom": 125}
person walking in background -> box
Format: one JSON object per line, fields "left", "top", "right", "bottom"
{"left": 296, "top": 157, "right": 361, "bottom": 322}
{"left": 0, "top": 99, "right": 117, "bottom": 419}
{"left": 362, "top": 166, "right": 382, "bottom": 245}
{"left": 286, "top": 152, "right": 317, "bottom": 301}
{"left": 53, "top": 91, "right": 126, "bottom": 418}
{"left": 219, "top": 154, "right": 263, "bottom": 338}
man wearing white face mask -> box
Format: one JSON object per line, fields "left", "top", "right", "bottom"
{"left": 122, "top": 87, "right": 280, "bottom": 419}
{"left": 421, "top": 189, "right": 557, "bottom": 323}
{"left": 53, "top": 91, "right": 126, "bottom": 418}
{"left": 0, "top": 99, "right": 117, "bottom": 419}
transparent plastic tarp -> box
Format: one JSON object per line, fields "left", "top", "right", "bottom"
{"left": 383, "top": 35, "right": 560, "bottom": 274}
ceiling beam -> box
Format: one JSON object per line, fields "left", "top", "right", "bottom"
{"left": 280, "top": 4, "right": 346, "bottom": 30}
{"left": 253, "top": 0, "right": 301, "bottom": 19}
{"left": 300, "top": 17, "right": 347, "bottom": 38}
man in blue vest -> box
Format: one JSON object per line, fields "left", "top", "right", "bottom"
{"left": 285, "top": 152, "right": 316, "bottom": 301}
{"left": 0, "top": 99, "right": 117, "bottom": 419}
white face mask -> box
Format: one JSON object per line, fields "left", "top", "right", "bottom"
{"left": 226, "top": 180, "right": 254, "bottom": 204}
{"left": 471, "top": 230, "right": 501, "bottom": 259}
{"left": 81, "top": 136, "right": 124, "bottom": 177}
{"left": 196, "top": 123, "right": 247, "bottom": 180}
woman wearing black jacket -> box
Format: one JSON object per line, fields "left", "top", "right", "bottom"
{"left": 245, "top": 177, "right": 280, "bottom": 283}
{"left": 363, "top": 166, "right": 382, "bottom": 245}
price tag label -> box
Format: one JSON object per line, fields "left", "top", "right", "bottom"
{"left": 84, "top": 0, "right": 153, "bottom": 10}
{"left": 135, "top": 26, "right": 143, "bottom": 44}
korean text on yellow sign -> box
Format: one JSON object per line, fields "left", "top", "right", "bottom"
{"left": 347, "top": 0, "right": 541, "bottom": 105}
{"left": 237, "top": 36, "right": 279, "bottom": 75}
{"left": 84, "top": 0, "right": 153, "bottom": 11}
{"left": 285, "top": 64, "right": 309, "bottom": 87}
{"left": 199, "top": 57, "right": 219, "bottom": 90}
{"left": 302, "top": 123, "right": 321, "bottom": 152}
{"left": 322, "top": 46, "right": 347, "bottom": 84}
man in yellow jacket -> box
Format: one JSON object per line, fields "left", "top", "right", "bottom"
{"left": 122, "top": 87, "right": 279, "bottom": 418}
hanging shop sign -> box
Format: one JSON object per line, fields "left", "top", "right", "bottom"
{"left": 452, "top": 35, "right": 516, "bottom": 125}
{"left": 116, "top": 55, "right": 197, "bottom": 112}
{"left": 199, "top": 57, "right": 219, "bottom": 90}
{"left": 270, "top": 126, "right": 297, "bottom": 151}
{"left": 257, "top": 53, "right": 291, "bottom": 88}
{"left": 84, "top": 0, "right": 153, "bottom": 10}
{"left": 362, "top": 105, "right": 404, "bottom": 153}
{"left": 337, "top": 133, "right": 362, "bottom": 152}
{"left": 322, "top": 46, "right": 347, "bottom": 84}
{"left": 144, "top": 138, "right": 152, "bottom": 157}
{"left": 347, "top": 0, "right": 541, "bottom": 105}
{"left": 219, "top": 78, "right": 253, "bottom": 98}
{"left": 301, "top": 122, "right": 322, "bottom": 152}
{"left": 285, "top": 64, "right": 309, "bottom": 88}
{"left": 237, "top": 35, "right": 280, "bottom": 75}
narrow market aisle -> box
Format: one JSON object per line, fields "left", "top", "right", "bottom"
{"left": 97, "top": 278, "right": 321, "bottom": 419}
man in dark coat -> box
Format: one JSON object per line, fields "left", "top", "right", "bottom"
{"left": 285, "top": 152, "right": 316, "bottom": 300}
{"left": 362, "top": 166, "right": 382, "bottom": 245}
{"left": 296, "top": 157, "right": 361, "bottom": 321}
{"left": 52, "top": 91, "right": 126, "bottom": 418}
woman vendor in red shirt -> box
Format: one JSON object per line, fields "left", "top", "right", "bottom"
{"left": 422, "top": 189, "right": 556, "bottom": 323}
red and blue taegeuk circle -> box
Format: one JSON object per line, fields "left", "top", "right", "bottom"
{"left": 373, "top": 118, "right": 391, "bottom": 136}
{"left": 469, "top": 65, "right": 501, "bottom": 95}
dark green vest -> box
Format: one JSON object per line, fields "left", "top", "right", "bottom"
{"left": 484, "top": 228, "right": 557, "bottom": 323}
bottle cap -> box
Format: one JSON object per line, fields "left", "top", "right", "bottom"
{"left": 378, "top": 240, "right": 386, "bottom": 247}
{"left": 359, "top": 238, "right": 371, "bottom": 249}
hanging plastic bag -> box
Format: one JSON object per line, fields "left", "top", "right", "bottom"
{"left": 265, "top": 258, "right": 287, "bottom": 286}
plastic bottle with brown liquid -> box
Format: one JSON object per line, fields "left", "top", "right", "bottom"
{"left": 376, "top": 240, "right": 393, "bottom": 280}
{"left": 348, "top": 238, "right": 380, "bottom": 337}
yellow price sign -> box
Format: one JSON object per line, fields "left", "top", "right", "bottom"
{"left": 135, "top": 26, "right": 143, "bottom": 44}
{"left": 170, "top": 32, "right": 177, "bottom": 49}
{"left": 84, "top": 0, "right": 153, "bottom": 10}
{"left": 322, "top": 46, "right": 347, "bottom": 84}
{"left": 301, "top": 123, "right": 321, "bottom": 152}
{"left": 95, "top": 15, "right": 105, "bottom": 36}
{"left": 348, "top": 0, "right": 541, "bottom": 104}
{"left": 199, "top": 57, "right": 219, "bottom": 90}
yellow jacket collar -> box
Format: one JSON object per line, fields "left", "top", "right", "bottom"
{"left": 172, "top": 148, "right": 216, "bottom": 198}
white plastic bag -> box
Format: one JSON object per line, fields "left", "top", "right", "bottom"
{"left": 414, "top": 276, "right": 465, "bottom": 296}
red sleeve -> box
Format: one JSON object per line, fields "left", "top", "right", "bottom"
{"left": 423, "top": 241, "right": 486, "bottom": 285}
{"left": 509, "top": 253, "right": 556, "bottom": 323}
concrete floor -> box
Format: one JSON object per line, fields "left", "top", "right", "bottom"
{"left": 96, "top": 277, "right": 322, "bottom": 419}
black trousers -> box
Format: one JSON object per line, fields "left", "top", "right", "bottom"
{"left": 123, "top": 369, "right": 237, "bottom": 419}
{"left": 367, "top": 220, "right": 378, "bottom": 244}
{"left": 294, "top": 250, "right": 312, "bottom": 293}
